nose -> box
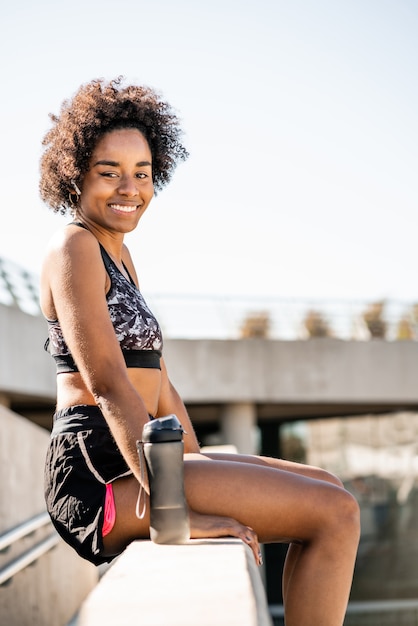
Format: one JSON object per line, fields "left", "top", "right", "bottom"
{"left": 118, "top": 175, "right": 138, "bottom": 196}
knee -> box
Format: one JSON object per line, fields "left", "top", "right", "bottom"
{"left": 334, "top": 488, "right": 361, "bottom": 541}
{"left": 316, "top": 483, "right": 360, "bottom": 539}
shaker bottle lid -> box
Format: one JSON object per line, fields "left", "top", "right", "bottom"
{"left": 142, "top": 414, "right": 185, "bottom": 443}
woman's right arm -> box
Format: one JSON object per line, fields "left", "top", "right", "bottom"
{"left": 43, "top": 227, "right": 150, "bottom": 486}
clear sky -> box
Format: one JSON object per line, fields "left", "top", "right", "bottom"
{"left": 1, "top": 0, "right": 417, "bottom": 302}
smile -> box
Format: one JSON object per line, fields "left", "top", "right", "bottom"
{"left": 109, "top": 204, "right": 138, "bottom": 213}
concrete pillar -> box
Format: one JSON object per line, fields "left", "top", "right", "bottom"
{"left": 221, "top": 402, "right": 258, "bottom": 455}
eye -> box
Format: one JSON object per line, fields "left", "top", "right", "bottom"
{"left": 100, "top": 171, "right": 118, "bottom": 178}
{"left": 135, "top": 172, "right": 148, "bottom": 179}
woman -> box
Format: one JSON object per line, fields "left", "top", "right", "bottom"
{"left": 40, "top": 77, "right": 359, "bottom": 626}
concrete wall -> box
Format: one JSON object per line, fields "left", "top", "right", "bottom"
{"left": 0, "top": 304, "right": 55, "bottom": 401}
{"left": 0, "top": 406, "right": 98, "bottom": 626}
{"left": 73, "top": 540, "right": 272, "bottom": 626}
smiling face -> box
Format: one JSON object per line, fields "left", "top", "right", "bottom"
{"left": 77, "top": 128, "right": 154, "bottom": 234}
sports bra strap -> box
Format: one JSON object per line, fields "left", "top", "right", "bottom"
{"left": 99, "top": 245, "right": 136, "bottom": 285}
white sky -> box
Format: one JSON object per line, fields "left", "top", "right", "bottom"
{"left": 1, "top": 0, "right": 417, "bottom": 302}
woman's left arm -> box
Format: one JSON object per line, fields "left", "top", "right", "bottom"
{"left": 156, "top": 357, "right": 201, "bottom": 453}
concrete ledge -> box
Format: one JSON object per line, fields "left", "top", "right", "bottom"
{"left": 72, "top": 539, "right": 272, "bottom": 626}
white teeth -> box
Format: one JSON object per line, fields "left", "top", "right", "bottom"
{"left": 110, "top": 204, "right": 137, "bottom": 213}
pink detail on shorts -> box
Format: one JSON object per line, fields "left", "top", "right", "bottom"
{"left": 102, "top": 483, "right": 116, "bottom": 537}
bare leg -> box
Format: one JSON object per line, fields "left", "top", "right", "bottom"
{"left": 183, "top": 455, "right": 359, "bottom": 626}
{"left": 205, "top": 451, "right": 348, "bottom": 605}
{"left": 204, "top": 451, "right": 346, "bottom": 487}
{"left": 104, "top": 455, "right": 359, "bottom": 626}
{"left": 102, "top": 473, "right": 261, "bottom": 562}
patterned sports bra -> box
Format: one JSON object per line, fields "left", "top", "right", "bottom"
{"left": 45, "top": 231, "right": 163, "bottom": 374}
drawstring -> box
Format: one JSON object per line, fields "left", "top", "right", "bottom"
{"left": 135, "top": 440, "right": 147, "bottom": 520}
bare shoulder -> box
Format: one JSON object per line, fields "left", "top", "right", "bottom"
{"left": 45, "top": 224, "right": 98, "bottom": 262}
{"left": 43, "top": 225, "right": 106, "bottom": 282}
{"left": 41, "top": 225, "right": 107, "bottom": 314}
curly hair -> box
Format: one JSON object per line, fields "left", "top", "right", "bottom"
{"left": 39, "top": 76, "right": 189, "bottom": 214}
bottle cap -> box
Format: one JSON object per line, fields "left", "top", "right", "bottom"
{"left": 142, "top": 414, "right": 184, "bottom": 443}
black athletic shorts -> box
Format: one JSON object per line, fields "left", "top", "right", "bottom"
{"left": 44, "top": 405, "right": 132, "bottom": 565}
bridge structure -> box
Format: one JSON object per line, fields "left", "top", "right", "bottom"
{"left": 2, "top": 297, "right": 418, "bottom": 444}
{"left": 1, "top": 252, "right": 417, "bottom": 430}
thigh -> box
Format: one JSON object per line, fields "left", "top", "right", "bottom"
{"left": 104, "top": 453, "right": 351, "bottom": 552}
{"left": 203, "top": 451, "right": 343, "bottom": 487}
{"left": 183, "top": 455, "right": 349, "bottom": 544}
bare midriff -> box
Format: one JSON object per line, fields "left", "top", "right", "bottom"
{"left": 55, "top": 368, "right": 162, "bottom": 417}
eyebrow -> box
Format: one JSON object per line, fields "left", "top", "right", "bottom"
{"left": 93, "top": 160, "right": 152, "bottom": 167}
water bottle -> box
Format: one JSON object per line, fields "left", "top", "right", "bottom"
{"left": 140, "top": 415, "right": 190, "bottom": 544}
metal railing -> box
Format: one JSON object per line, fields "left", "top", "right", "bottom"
{"left": 0, "top": 512, "right": 59, "bottom": 586}
{"left": 147, "top": 293, "right": 418, "bottom": 341}
{"left": 1, "top": 254, "right": 417, "bottom": 341}
{"left": 0, "top": 256, "right": 40, "bottom": 316}
{"left": 270, "top": 600, "right": 418, "bottom": 624}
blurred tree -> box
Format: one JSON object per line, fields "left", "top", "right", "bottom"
{"left": 396, "top": 316, "right": 414, "bottom": 340}
{"left": 362, "top": 301, "right": 387, "bottom": 339}
{"left": 281, "top": 432, "right": 306, "bottom": 463}
{"left": 240, "top": 311, "right": 270, "bottom": 338}
{"left": 303, "top": 310, "right": 332, "bottom": 338}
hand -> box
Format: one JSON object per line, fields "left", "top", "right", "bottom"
{"left": 188, "top": 509, "right": 262, "bottom": 566}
